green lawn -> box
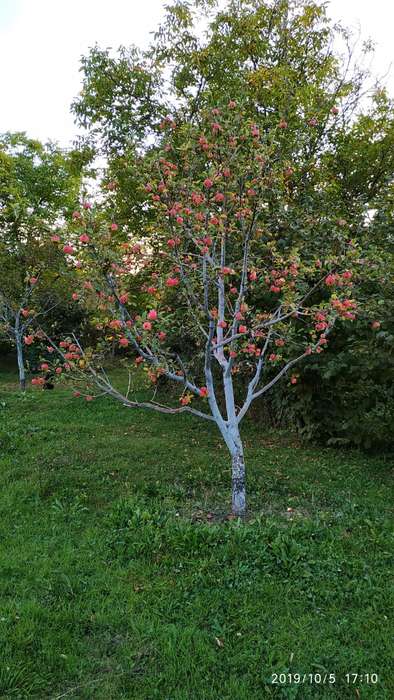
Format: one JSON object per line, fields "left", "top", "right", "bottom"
{"left": 0, "top": 364, "right": 393, "bottom": 699}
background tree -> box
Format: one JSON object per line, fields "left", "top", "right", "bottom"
{"left": 72, "top": 0, "right": 394, "bottom": 225}
{"left": 0, "top": 133, "right": 88, "bottom": 387}
{"left": 0, "top": 239, "right": 82, "bottom": 389}
{"left": 0, "top": 133, "right": 87, "bottom": 238}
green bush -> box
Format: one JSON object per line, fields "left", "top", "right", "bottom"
{"left": 274, "top": 320, "right": 394, "bottom": 451}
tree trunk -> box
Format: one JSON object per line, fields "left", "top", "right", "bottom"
{"left": 16, "top": 336, "right": 26, "bottom": 391}
{"left": 231, "top": 446, "right": 246, "bottom": 517}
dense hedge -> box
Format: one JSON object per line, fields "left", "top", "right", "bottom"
{"left": 256, "top": 319, "right": 394, "bottom": 452}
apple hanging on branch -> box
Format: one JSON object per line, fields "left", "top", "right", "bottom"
{"left": 37, "top": 101, "right": 362, "bottom": 516}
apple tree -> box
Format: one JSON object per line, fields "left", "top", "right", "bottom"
{"left": 0, "top": 133, "right": 87, "bottom": 388}
{"left": 36, "top": 102, "right": 363, "bottom": 515}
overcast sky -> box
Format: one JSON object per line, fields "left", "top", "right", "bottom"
{"left": 0, "top": 0, "right": 393, "bottom": 147}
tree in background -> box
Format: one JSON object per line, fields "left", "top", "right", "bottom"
{"left": 36, "top": 103, "right": 363, "bottom": 515}
{"left": 72, "top": 0, "right": 394, "bottom": 224}
{"left": 0, "top": 133, "right": 86, "bottom": 237}
{"left": 0, "top": 133, "right": 87, "bottom": 388}
{"left": 0, "top": 238, "right": 82, "bottom": 390}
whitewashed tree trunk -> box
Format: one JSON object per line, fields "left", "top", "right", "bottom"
{"left": 216, "top": 419, "right": 247, "bottom": 517}
{"left": 230, "top": 434, "right": 246, "bottom": 517}
{"left": 15, "top": 334, "right": 26, "bottom": 391}
{"left": 222, "top": 372, "right": 247, "bottom": 517}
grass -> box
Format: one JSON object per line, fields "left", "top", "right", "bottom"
{"left": 0, "top": 361, "right": 393, "bottom": 699}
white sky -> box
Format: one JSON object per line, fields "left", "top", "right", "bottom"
{"left": 0, "top": 0, "right": 393, "bottom": 147}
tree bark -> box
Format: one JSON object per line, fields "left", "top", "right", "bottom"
{"left": 231, "top": 446, "right": 246, "bottom": 517}
{"left": 16, "top": 335, "right": 26, "bottom": 391}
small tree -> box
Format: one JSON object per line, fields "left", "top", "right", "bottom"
{"left": 0, "top": 274, "right": 41, "bottom": 390}
{"left": 0, "top": 242, "right": 76, "bottom": 390}
{"left": 0, "top": 133, "right": 87, "bottom": 388}
{"left": 37, "top": 102, "right": 362, "bottom": 516}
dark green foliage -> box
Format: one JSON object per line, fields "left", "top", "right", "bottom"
{"left": 250, "top": 317, "right": 394, "bottom": 451}
{"left": 0, "top": 132, "right": 87, "bottom": 238}
{"left": 283, "top": 323, "right": 394, "bottom": 450}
